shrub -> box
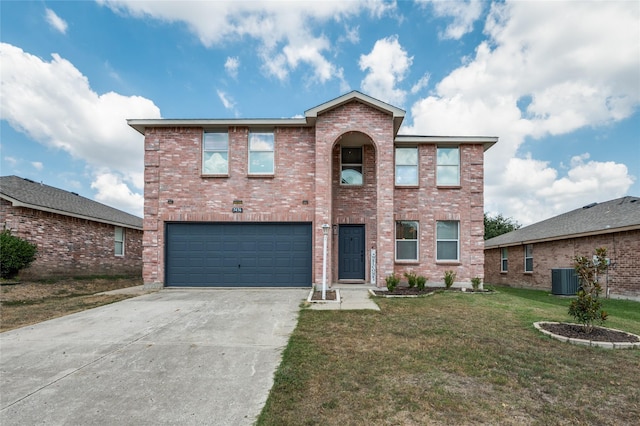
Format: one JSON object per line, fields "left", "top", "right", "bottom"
{"left": 569, "top": 247, "right": 609, "bottom": 333}
{"left": 416, "top": 275, "right": 427, "bottom": 291}
{"left": 404, "top": 271, "right": 417, "bottom": 288}
{"left": 444, "top": 270, "right": 456, "bottom": 289}
{"left": 471, "top": 277, "right": 482, "bottom": 291}
{"left": 385, "top": 274, "right": 400, "bottom": 292}
{"left": 0, "top": 229, "right": 37, "bottom": 279}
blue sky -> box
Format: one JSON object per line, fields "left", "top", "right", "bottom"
{"left": 1, "top": 0, "right": 638, "bottom": 225}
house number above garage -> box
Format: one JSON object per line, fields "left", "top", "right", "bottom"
{"left": 232, "top": 207, "right": 243, "bottom": 213}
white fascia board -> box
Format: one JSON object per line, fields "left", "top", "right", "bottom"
{"left": 395, "top": 135, "right": 498, "bottom": 151}
{"left": 127, "top": 118, "right": 309, "bottom": 135}
{"left": 0, "top": 194, "right": 143, "bottom": 231}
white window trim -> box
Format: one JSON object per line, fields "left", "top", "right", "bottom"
{"left": 395, "top": 220, "right": 419, "bottom": 262}
{"left": 115, "top": 226, "right": 124, "bottom": 257}
{"left": 524, "top": 244, "right": 533, "bottom": 273}
{"left": 436, "top": 146, "right": 460, "bottom": 186}
{"left": 395, "top": 146, "right": 419, "bottom": 186}
{"left": 340, "top": 146, "right": 363, "bottom": 186}
{"left": 436, "top": 220, "right": 460, "bottom": 262}
{"left": 501, "top": 247, "right": 508, "bottom": 272}
{"left": 202, "top": 130, "right": 229, "bottom": 176}
{"left": 248, "top": 129, "right": 275, "bottom": 175}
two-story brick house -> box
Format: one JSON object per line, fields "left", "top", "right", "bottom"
{"left": 128, "top": 91, "right": 497, "bottom": 289}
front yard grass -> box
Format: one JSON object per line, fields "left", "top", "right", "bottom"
{"left": 0, "top": 276, "right": 142, "bottom": 332}
{"left": 258, "top": 286, "right": 640, "bottom": 425}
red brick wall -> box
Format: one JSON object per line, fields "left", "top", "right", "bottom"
{"left": 394, "top": 144, "right": 485, "bottom": 284}
{"left": 1, "top": 198, "right": 142, "bottom": 279}
{"left": 484, "top": 229, "right": 640, "bottom": 300}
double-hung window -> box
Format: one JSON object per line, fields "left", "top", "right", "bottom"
{"left": 341, "top": 147, "right": 363, "bottom": 185}
{"left": 115, "top": 226, "right": 124, "bottom": 256}
{"left": 501, "top": 247, "right": 508, "bottom": 272}
{"left": 524, "top": 244, "right": 533, "bottom": 272}
{"left": 436, "top": 147, "right": 460, "bottom": 186}
{"left": 249, "top": 130, "right": 275, "bottom": 175}
{"left": 395, "top": 147, "right": 418, "bottom": 186}
{"left": 202, "top": 131, "right": 229, "bottom": 175}
{"left": 395, "top": 221, "right": 418, "bottom": 261}
{"left": 436, "top": 221, "right": 459, "bottom": 261}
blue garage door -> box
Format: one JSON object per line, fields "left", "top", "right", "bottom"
{"left": 165, "top": 222, "right": 312, "bottom": 287}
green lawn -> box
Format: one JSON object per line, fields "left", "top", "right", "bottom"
{"left": 257, "top": 286, "right": 640, "bottom": 425}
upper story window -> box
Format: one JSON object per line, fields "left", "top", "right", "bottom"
{"left": 249, "top": 130, "right": 275, "bottom": 175}
{"left": 524, "top": 244, "right": 533, "bottom": 272}
{"left": 437, "top": 147, "right": 460, "bottom": 186}
{"left": 115, "top": 226, "right": 124, "bottom": 256}
{"left": 202, "top": 131, "right": 229, "bottom": 175}
{"left": 341, "top": 147, "right": 363, "bottom": 185}
{"left": 436, "top": 220, "right": 459, "bottom": 261}
{"left": 501, "top": 247, "right": 508, "bottom": 272}
{"left": 396, "top": 221, "right": 418, "bottom": 261}
{"left": 395, "top": 147, "right": 418, "bottom": 186}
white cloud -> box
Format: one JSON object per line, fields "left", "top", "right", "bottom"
{"left": 410, "top": 73, "right": 431, "bottom": 94}
{"left": 4, "top": 156, "right": 18, "bottom": 167}
{"left": 45, "top": 8, "right": 68, "bottom": 34}
{"left": 98, "top": 0, "right": 394, "bottom": 84}
{"left": 224, "top": 56, "right": 239, "bottom": 79}
{"left": 359, "top": 35, "right": 412, "bottom": 106}
{"left": 91, "top": 172, "right": 144, "bottom": 217}
{"left": 0, "top": 43, "right": 160, "bottom": 215}
{"left": 31, "top": 161, "right": 43, "bottom": 171}
{"left": 419, "top": 0, "right": 483, "bottom": 40}
{"left": 405, "top": 1, "right": 638, "bottom": 225}
{"left": 216, "top": 89, "right": 237, "bottom": 114}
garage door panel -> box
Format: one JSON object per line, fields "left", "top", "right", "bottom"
{"left": 166, "top": 222, "right": 311, "bottom": 287}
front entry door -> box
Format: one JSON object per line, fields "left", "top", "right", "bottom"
{"left": 338, "top": 225, "right": 365, "bottom": 280}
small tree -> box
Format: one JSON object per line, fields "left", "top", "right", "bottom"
{"left": 568, "top": 247, "right": 608, "bottom": 333}
{"left": 0, "top": 229, "right": 38, "bottom": 279}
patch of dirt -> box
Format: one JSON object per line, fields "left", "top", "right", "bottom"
{"left": 310, "top": 290, "right": 338, "bottom": 301}
{"left": 372, "top": 287, "right": 492, "bottom": 296}
{"left": 540, "top": 323, "right": 640, "bottom": 343}
{"left": 0, "top": 277, "right": 142, "bottom": 302}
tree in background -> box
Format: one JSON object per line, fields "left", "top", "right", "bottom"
{"left": 484, "top": 213, "right": 521, "bottom": 240}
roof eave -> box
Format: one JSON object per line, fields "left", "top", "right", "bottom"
{"left": 0, "top": 195, "right": 143, "bottom": 231}
{"left": 395, "top": 135, "right": 498, "bottom": 151}
{"left": 127, "top": 118, "right": 309, "bottom": 135}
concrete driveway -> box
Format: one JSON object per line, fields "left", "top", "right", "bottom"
{"left": 0, "top": 289, "right": 308, "bottom": 425}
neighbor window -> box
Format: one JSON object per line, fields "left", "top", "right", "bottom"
{"left": 396, "top": 221, "right": 418, "bottom": 261}
{"left": 437, "top": 147, "right": 460, "bottom": 186}
{"left": 436, "top": 221, "right": 459, "bottom": 261}
{"left": 395, "top": 147, "right": 418, "bottom": 186}
{"left": 501, "top": 247, "right": 508, "bottom": 272}
{"left": 524, "top": 244, "right": 533, "bottom": 272}
{"left": 341, "top": 147, "right": 363, "bottom": 185}
{"left": 202, "top": 131, "right": 229, "bottom": 175}
{"left": 249, "top": 130, "right": 274, "bottom": 174}
{"left": 115, "top": 226, "right": 124, "bottom": 256}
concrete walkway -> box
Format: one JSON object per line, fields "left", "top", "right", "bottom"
{"left": 308, "top": 284, "right": 381, "bottom": 311}
{"left": 0, "top": 289, "right": 307, "bottom": 426}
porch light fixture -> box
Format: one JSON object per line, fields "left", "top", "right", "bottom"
{"left": 321, "top": 224, "right": 330, "bottom": 300}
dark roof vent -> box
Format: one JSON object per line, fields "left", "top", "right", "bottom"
{"left": 70, "top": 192, "right": 79, "bottom": 196}
{"left": 582, "top": 202, "right": 598, "bottom": 209}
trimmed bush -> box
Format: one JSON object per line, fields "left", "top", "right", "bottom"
{"left": 444, "top": 270, "right": 456, "bottom": 289}
{"left": 404, "top": 271, "right": 417, "bottom": 288}
{"left": 471, "top": 277, "right": 482, "bottom": 291}
{"left": 385, "top": 274, "right": 400, "bottom": 292}
{"left": 416, "top": 275, "right": 427, "bottom": 291}
{"left": 0, "top": 229, "right": 37, "bottom": 279}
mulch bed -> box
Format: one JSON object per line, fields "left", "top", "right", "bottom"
{"left": 310, "top": 290, "right": 338, "bottom": 301}
{"left": 539, "top": 323, "right": 640, "bottom": 343}
{"left": 372, "top": 287, "right": 492, "bottom": 296}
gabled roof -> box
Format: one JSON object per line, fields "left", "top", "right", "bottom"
{"left": 304, "top": 91, "right": 406, "bottom": 135}
{"left": 0, "top": 176, "right": 143, "bottom": 230}
{"left": 485, "top": 196, "right": 640, "bottom": 248}
{"left": 128, "top": 91, "right": 406, "bottom": 135}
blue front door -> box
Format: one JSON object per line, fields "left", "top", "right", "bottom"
{"left": 338, "top": 225, "right": 365, "bottom": 280}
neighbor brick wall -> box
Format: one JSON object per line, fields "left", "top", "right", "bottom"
{"left": 394, "top": 144, "right": 485, "bottom": 284}
{"left": 1, "top": 198, "right": 142, "bottom": 278}
{"left": 484, "top": 229, "right": 640, "bottom": 300}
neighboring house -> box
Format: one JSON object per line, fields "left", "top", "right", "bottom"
{"left": 0, "top": 175, "right": 143, "bottom": 279}
{"left": 484, "top": 196, "right": 640, "bottom": 301}
{"left": 128, "top": 91, "right": 497, "bottom": 289}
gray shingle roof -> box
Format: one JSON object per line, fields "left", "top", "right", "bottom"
{"left": 485, "top": 196, "right": 640, "bottom": 248}
{"left": 0, "top": 175, "right": 142, "bottom": 229}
